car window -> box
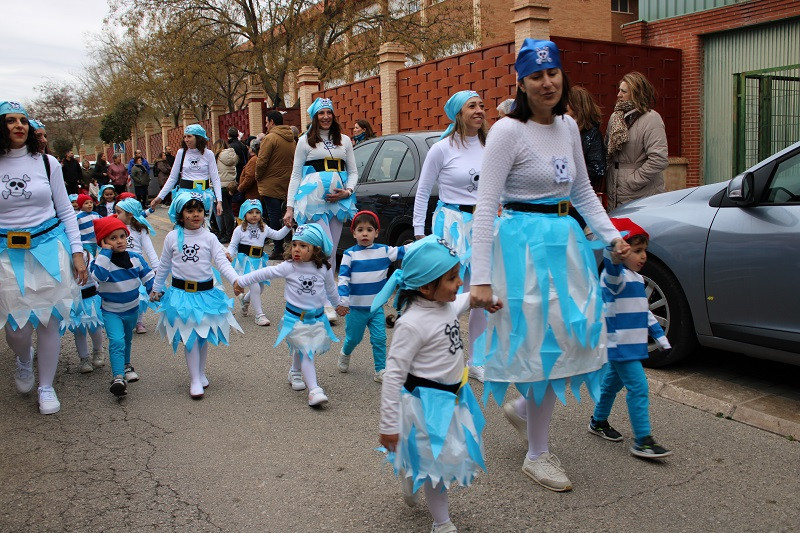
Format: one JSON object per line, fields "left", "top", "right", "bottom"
{"left": 354, "top": 141, "right": 380, "bottom": 182}
{"left": 396, "top": 150, "right": 415, "bottom": 181}
{"left": 366, "top": 140, "right": 411, "bottom": 183}
{"left": 425, "top": 136, "right": 439, "bottom": 148}
{"left": 763, "top": 151, "right": 800, "bottom": 204}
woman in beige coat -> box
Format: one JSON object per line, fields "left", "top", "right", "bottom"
{"left": 605, "top": 71, "right": 668, "bottom": 210}
{"left": 213, "top": 138, "right": 238, "bottom": 243}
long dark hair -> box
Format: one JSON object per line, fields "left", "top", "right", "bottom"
{"left": 282, "top": 243, "right": 331, "bottom": 269}
{"left": 508, "top": 69, "right": 571, "bottom": 123}
{"left": 306, "top": 113, "right": 342, "bottom": 148}
{"left": 1, "top": 115, "right": 39, "bottom": 155}
{"left": 181, "top": 136, "right": 207, "bottom": 154}
{"left": 355, "top": 119, "right": 375, "bottom": 139}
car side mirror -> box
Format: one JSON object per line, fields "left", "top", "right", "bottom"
{"left": 727, "top": 171, "right": 755, "bottom": 205}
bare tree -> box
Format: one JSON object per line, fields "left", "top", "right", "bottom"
{"left": 30, "top": 81, "right": 98, "bottom": 152}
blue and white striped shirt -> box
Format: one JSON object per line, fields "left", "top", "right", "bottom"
{"left": 90, "top": 249, "right": 155, "bottom": 314}
{"left": 76, "top": 211, "right": 100, "bottom": 247}
{"left": 601, "top": 251, "right": 669, "bottom": 362}
{"left": 338, "top": 243, "right": 405, "bottom": 310}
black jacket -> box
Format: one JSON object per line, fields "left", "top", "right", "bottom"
{"left": 228, "top": 138, "right": 249, "bottom": 179}
{"left": 580, "top": 125, "right": 606, "bottom": 191}
{"left": 62, "top": 158, "right": 83, "bottom": 193}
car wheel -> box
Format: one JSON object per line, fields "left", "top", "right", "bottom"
{"left": 640, "top": 259, "right": 698, "bottom": 367}
{"left": 392, "top": 228, "right": 415, "bottom": 269}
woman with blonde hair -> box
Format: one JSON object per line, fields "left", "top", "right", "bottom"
{"left": 567, "top": 86, "right": 606, "bottom": 195}
{"left": 213, "top": 137, "right": 238, "bottom": 243}
{"left": 605, "top": 71, "right": 668, "bottom": 210}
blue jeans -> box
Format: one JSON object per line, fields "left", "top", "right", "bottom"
{"left": 593, "top": 360, "right": 651, "bottom": 442}
{"left": 343, "top": 308, "right": 386, "bottom": 372}
{"left": 260, "top": 196, "right": 286, "bottom": 253}
{"left": 102, "top": 308, "right": 138, "bottom": 377}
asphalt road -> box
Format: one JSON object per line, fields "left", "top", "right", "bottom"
{"left": 1, "top": 211, "right": 798, "bottom": 532}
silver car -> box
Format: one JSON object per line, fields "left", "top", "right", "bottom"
{"left": 610, "top": 140, "right": 800, "bottom": 367}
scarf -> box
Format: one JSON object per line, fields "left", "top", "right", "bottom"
{"left": 606, "top": 100, "right": 641, "bottom": 157}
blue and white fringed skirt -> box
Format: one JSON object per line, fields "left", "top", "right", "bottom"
{"left": 137, "top": 285, "right": 157, "bottom": 317}
{"left": 0, "top": 218, "right": 79, "bottom": 333}
{"left": 154, "top": 282, "right": 242, "bottom": 352}
{"left": 274, "top": 302, "right": 338, "bottom": 360}
{"left": 232, "top": 253, "right": 270, "bottom": 284}
{"left": 386, "top": 381, "right": 486, "bottom": 492}
{"left": 68, "top": 286, "right": 104, "bottom": 334}
{"left": 432, "top": 201, "right": 473, "bottom": 280}
{"left": 477, "top": 200, "right": 608, "bottom": 406}
{"left": 293, "top": 167, "right": 356, "bottom": 225}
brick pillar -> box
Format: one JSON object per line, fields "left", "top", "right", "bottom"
{"left": 181, "top": 109, "right": 194, "bottom": 129}
{"left": 297, "top": 66, "right": 321, "bottom": 131}
{"left": 247, "top": 78, "right": 267, "bottom": 136}
{"left": 377, "top": 42, "right": 408, "bottom": 135}
{"left": 78, "top": 145, "right": 86, "bottom": 162}
{"left": 285, "top": 71, "right": 297, "bottom": 107}
{"left": 160, "top": 117, "right": 172, "bottom": 151}
{"left": 209, "top": 101, "right": 225, "bottom": 143}
{"left": 620, "top": 20, "right": 648, "bottom": 45}
{"left": 144, "top": 122, "right": 154, "bottom": 162}
{"left": 512, "top": 1, "right": 551, "bottom": 52}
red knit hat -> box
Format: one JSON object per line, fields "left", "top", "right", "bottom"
{"left": 93, "top": 215, "right": 129, "bottom": 244}
{"left": 117, "top": 192, "right": 136, "bottom": 201}
{"left": 350, "top": 210, "right": 380, "bottom": 231}
{"left": 76, "top": 194, "right": 93, "bottom": 208}
{"left": 610, "top": 217, "right": 649, "bottom": 241}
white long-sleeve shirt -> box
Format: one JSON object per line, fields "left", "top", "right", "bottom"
{"left": 156, "top": 148, "right": 223, "bottom": 203}
{"left": 237, "top": 260, "right": 340, "bottom": 310}
{"left": 379, "top": 293, "right": 471, "bottom": 434}
{"left": 412, "top": 134, "right": 484, "bottom": 235}
{"left": 0, "top": 148, "right": 82, "bottom": 253}
{"left": 226, "top": 223, "right": 290, "bottom": 255}
{"left": 286, "top": 131, "right": 358, "bottom": 209}
{"left": 152, "top": 228, "right": 238, "bottom": 293}
{"left": 471, "top": 115, "right": 620, "bottom": 285}
{"left": 126, "top": 227, "right": 159, "bottom": 267}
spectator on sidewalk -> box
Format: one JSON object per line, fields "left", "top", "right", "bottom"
{"left": 108, "top": 154, "right": 128, "bottom": 195}
{"left": 61, "top": 150, "right": 83, "bottom": 195}
{"left": 127, "top": 149, "right": 151, "bottom": 177}
{"left": 93, "top": 153, "right": 110, "bottom": 186}
{"left": 153, "top": 151, "right": 172, "bottom": 206}
{"left": 227, "top": 127, "right": 248, "bottom": 181}
{"left": 213, "top": 138, "right": 238, "bottom": 243}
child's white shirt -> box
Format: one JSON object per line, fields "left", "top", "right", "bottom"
{"left": 126, "top": 227, "right": 159, "bottom": 266}
{"left": 152, "top": 227, "right": 238, "bottom": 292}
{"left": 158, "top": 148, "right": 223, "bottom": 202}
{"left": 237, "top": 260, "right": 340, "bottom": 309}
{"left": 226, "top": 223, "right": 290, "bottom": 254}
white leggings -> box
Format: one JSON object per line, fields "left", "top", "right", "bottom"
{"left": 74, "top": 329, "right": 104, "bottom": 359}
{"left": 515, "top": 387, "right": 557, "bottom": 460}
{"left": 5, "top": 321, "right": 61, "bottom": 388}
{"left": 246, "top": 283, "right": 263, "bottom": 317}
{"left": 424, "top": 480, "right": 450, "bottom": 526}
{"left": 291, "top": 352, "right": 319, "bottom": 391}
{"left": 184, "top": 342, "right": 209, "bottom": 386}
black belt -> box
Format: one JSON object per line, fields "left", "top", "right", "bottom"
{"left": 172, "top": 278, "right": 214, "bottom": 292}
{"left": 81, "top": 285, "right": 97, "bottom": 299}
{"left": 1, "top": 221, "right": 61, "bottom": 249}
{"left": 307, "top": 158, "right": 344, "bottom": 173}
{"left": 285, "top": 306, "right": 324, "bottom": 320}
{"left": 238, "top": 243, "right": 263, "bottom": 257}
{"left": 454, "top": 203, "right": 476, "bottom": 213}
{"left": 503, "top": 200, "right": 571, "bottom": 217}
{"left": 180, "top": 178, "right": 209, "bottom": 190}
{"left": 403, "top": 373, "right": 460, "bottom": 395}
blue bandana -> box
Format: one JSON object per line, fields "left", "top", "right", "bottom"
{"left": 440, "top": 90, "right": 480, "bottom": 140}
{"left": 238, "top": 199, "right": 262, "bottom": 220}
{"left": 68, "top": 194, "right": 78, "bottom": 202}
{"left": 28, "top": 119, "right": 45, "bottom": 130}
{"left": 293, "top": 223, "right": 333, "bottom": 257}
{"left": 0, "top": 101, "right": 28, "bottom": 118}
{"left": 370, "top": 235, "right": 460, "bottom": 313}
{"left": 515, "top": 39, "right": 562, "bottom": 80}
{"left": 184, "top": 124, "right": 208, "bottom": 140}
{"left": 98, "top": 184, "right": 116, "bottom": 201}
{"left": 169, "top": 190, "right": 210, "bottom": 225}
{"left": 116, "top": 198, "right": 156, "bottom": 235}
{"left": 307, "top": 98, "right": 334, "bottom": 122}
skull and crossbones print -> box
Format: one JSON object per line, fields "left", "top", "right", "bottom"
{"left": 444, "top": 319, "right": 463, "bottom": 355}
{"left": 2, "top": 174, "right": 32, "bottom": 199}
{"left": 297, "top": 275, "right": 317, "bottom": 295}
{"left": 181, "top": 243, "right": 200, "bottom": 262}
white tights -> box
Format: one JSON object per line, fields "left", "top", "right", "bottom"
{"left": 74, "top": 329, "right": 104, "bottom": 359}
{"left": 515, "top": 387, "right": 557, "bottom": 460}
{"left": 292, "top": 352, "right": 319, "bottom": 391}
{"left": 424, "top": 480, "right": 450, "bottom": 526}
{"left": 184, "top": 342, "right": 209, "bottom": 387}
{"left": 5, "top": 321, "right": 61, "bottom": 388}
{"left": 247, "top": 283, "right": 263, "bottom": 316}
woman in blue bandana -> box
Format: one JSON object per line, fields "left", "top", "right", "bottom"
{"left": 0, "top": 100, "right": 87, "bottom": 415}
{"left": 150, "top": 124, "right": 223, "bottom": 220}
{"left": 412, "top": 89, "right": 489, "bottom": 384}
{"left": 283, "top": 98, "right": 358, "bottom": 322}
{"left": 469, "top": 40, "right": 630, "bottom": 492}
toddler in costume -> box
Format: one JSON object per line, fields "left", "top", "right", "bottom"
{"left": 75, "top": 194, "right": 100, "bottom": 255}
{"left": 233, "top": 223, "right": 343, "bottom": 407}
{"left": 69, "top": 194, "right": 79, "bottom": 211}
{"left": 68, "top": 249, "right": 106, "bottom": 373}
{"left": 589, "top": 217, "right": 672, "bottom": 458}
{"left": 376, "top": 235, "right": 502, "bottom": 533}
{"left": 114, "top": 198, "right": 159, "bottom": 334}
{"left": 89, "top": 216, "right": 154, "bottom": 396}
{"left": 226, "top": 199, "right": 290, "bottom": 326}
{"left": 150, "top": 191, "right": 242, "bottom": 399}
{"left": 336, "top": 210, "right": 406, "bottom": 382}
{"left": 96, "top": 185, "right": 117, "bottom": 217}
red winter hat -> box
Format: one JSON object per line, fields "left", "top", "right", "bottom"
{"left": 350, "top": 210, "right": 380, "bottom": 231}
{"left": 76, "top": 194, "right": 93, "bottom": 208}
{"left": 610, "top": 217, "right": 649, "bottom": 241}
{"left": 117, "top": 192, "right": 136, "bottom": 201}
{"left": 93, "top": 215, "right": 129, "bottom": 244}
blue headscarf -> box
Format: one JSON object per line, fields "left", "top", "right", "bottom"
{"left": 370, "top": 235, "right": 460, "bottom": 313}
{"left": 169, "top": 190, "right": 211, "bottom": 251}
{"left": 238, "top": 199, "right": 262, "bottom": 221}
{"left": 307, "top": 97, "right": 334, "bottom": 122}
{"left": 0, "top": 101, "right": 28, "bottom": 117}
{"left": 68, "top": 194, "right": 79, "bottom": 202}
{"left": 440, "top": 90, "right": 480, "bottom": 140}
{"left": 184, "top": 124, "right": 208, "bottom": 140}
{"left": 515, "top": 39, "right": 562, "bottom": 81}
{"left": 116, "top": 198, "right": 156, "bottom": 235}
{"left": 28, "top": 118, "right": 45, "bottom": 130}
{"left": 98, "top": 184, "right": 116, "bottom": 201}
{"left": 293, "top": 223, "right": 333, "bottom": 258}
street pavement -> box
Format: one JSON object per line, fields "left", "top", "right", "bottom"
{"left": 1, "top": 210, "right": 798, "bottom": 532}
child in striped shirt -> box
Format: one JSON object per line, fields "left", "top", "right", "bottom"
{"left": 589, "top": 217, "right": 672, "bottom": 459}
{"left": 76, "top": 194, "right": 100, "bottom": 254}
{"left": 336, "top": 211, "right": 406, "bottom": 382}
{"left": 89, "top": 216, "right": 155, "bottom": 397}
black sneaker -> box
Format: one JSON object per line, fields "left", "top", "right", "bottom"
{"left": 588, "top": 418, "right": 624, "bottom": 442}
{"left": 110, "top": 376, "right": 127, "bottom": 396}
{"left": 630, "top": 436, "right": 672, "bottom": 459}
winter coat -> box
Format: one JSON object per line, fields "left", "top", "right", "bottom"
{"left": 580, "top": 125, "right": 606, "bottom": 192}
{"left": 131, "top": 163, "right": 150, "bottom": 187}
{"left": 228, "top": 138, "right": 249, "bottom": 179}
{"left": 237, "top": 156, "right": 260, "bottom": 200}
{"left": 108, "top": 163, "right": 128, "bottom": 187}
{"left": 216, "top": 147, "right": 238, "bottom": 188}
{"left": 153, "top": 158, "right": 172, "bottom": 186}
{"left": 255, "top": 125, "right": 296, "bottom": 199}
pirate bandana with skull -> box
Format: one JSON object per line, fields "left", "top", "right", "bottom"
{"left": 2, "top": 174, "right": 32, "bottom": 200}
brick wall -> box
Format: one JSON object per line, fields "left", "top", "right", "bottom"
{"left": 149, "top": 132, "right": 162, "bottom": 158}
{"left": 316, "top": 75, "right": 382, "bottom": 135}
{"left": 621, "top": 0, "right": 799, "bottom": 187}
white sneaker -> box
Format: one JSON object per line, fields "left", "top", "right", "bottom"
{"left": 124, "top": 364, "right": 139, "bottom": 382}
{"left": 468, "top": 365, "right": 485, "bottom": 382}
{"left": 522, "top": 452, "right": 573, "bottom": 492}
{"left": 200, "top": 375, "right": 209, "bottom": 389}
{"left": 240, "top": 292, "right": 250, "bottom": 316}
{"left": 14, "top": 351, "right": 35, "bottom": 393}
{"left": 254, "top": 313, "right": 270, "bottom": 326}
{"left": 288, "top": 370, "right": 306, "bottom": 391}
{"left": 400, "top": 473, "right": 419, "bottom": 507}
{"left": 325, "top": 306, "right": 338, "bottom": 324}
{"left": 431, "top": 520, "right": 458, "bottom": 533}
{"left": 79, "top": 358, "right": 94, "bottom": 374}
{"left": 503, "top": 402, "right": 528, "bottom": 441}
{"left": 337, "top": 348, "right": 351, "bottom": 373}
{"left": 308, "top": 387, "right": 328, "bottom": 406}
{"left": 190, "top": 381, "right": 204, "bottom": 399}
{"left": 91, "top": 350, "right": 105, "bottom": 369}
{"left": 37, "top": 386, "right": 61, "bottom": 415}
{"left": 374, "top": 369, "right": 386, "bottom": 383}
